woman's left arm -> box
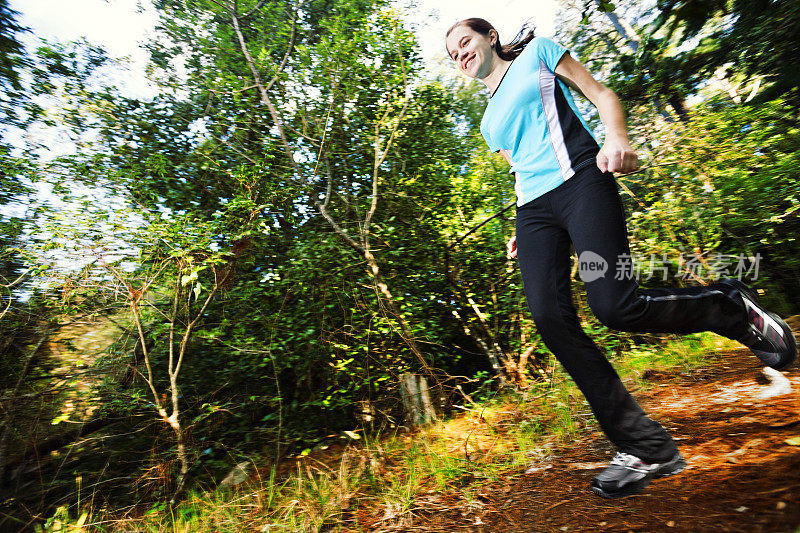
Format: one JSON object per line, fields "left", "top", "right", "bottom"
{"left": 554, "top": 53, "right": 639, "bottom": 174}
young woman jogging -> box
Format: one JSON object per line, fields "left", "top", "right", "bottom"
{"left": 444, "top": 18, "right": 796, "bottom": 499}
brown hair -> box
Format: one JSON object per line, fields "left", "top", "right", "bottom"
{"left": 446, "top": 18, "right": 536, "bottom": 61}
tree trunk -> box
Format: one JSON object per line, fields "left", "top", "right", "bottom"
{"left": 668, "top": 92, "right": 690, "bottom": 123}
{"left": 601, "top": 7, "right": 640, "bottom": 53}
{"left": 400, "top": 373, "right": 437, "bottom": 426}
{"left": 444, "top": 251, "right": 513, "bottom": 384}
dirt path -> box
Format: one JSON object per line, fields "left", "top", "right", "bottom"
{"left": 407, "top": 349, "right": 800, "bottom": 532}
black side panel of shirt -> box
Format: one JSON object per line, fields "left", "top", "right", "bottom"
{"left": 553, "top": 81, "right": 600, "bottom": 170}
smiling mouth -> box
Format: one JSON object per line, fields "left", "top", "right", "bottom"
{"left": 462, "top": 56, "right": 474, "bottom": 70}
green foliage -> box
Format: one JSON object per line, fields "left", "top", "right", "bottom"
{"left": 622, "top": 95, "right": 800, "bottom": 311}
{"left": 5, "top": 0, "right": 800, "bottom": 528}
{"left": 649, "top": 0, "right": 800, "bottom": 105}
{"left": 0, "top": 0, "right": 27, "bottom": 111}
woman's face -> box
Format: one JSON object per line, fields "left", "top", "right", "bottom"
{"left": 445, "top": 25, "right": 496, "bottom": 79}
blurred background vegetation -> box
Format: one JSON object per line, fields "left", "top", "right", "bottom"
{"left": 0, "top": 0, "right": 798, "bottom": 529}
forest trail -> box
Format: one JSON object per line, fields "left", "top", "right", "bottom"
{"left": 380, "top": 348, "right": 800, "bottom": 532}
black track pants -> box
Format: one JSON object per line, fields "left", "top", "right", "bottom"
{"left": 515, "top": 164, "right": 748, "bottom": 463}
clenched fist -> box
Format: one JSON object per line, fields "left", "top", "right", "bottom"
{"left": 596, "top": 135, "right": 639, "bottom": 174}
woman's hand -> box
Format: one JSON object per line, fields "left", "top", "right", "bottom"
{"left": 507, "top": 235, "right": 517, "bottom": 259}
{"left": 597, "top": 135, "right": 639, "bottom": 174}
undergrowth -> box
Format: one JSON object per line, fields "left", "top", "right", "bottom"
{"left": 33, "top": 332, "right": 737, "bottom": 532}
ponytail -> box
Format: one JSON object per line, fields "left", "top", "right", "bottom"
{"left": 497, "top": 21, "right": 536, "bottom": 60}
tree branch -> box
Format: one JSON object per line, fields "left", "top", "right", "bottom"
{"left": 364, "top": 20, "right": 410, "bottom": 249}
{"left": 448, "top": 201, "right": 516, "bottom": 249}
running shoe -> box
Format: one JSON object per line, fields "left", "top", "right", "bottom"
{"left": 591, "top": 451, "right": 685, "bottom": 499}
{"left": 720, "top": 279, "right": 797, "bottom": 370}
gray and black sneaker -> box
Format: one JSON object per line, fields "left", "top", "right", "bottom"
{"left": 591, "top": 451, "right": 686, "bottom": 499}
{"left": 720, "top": 279, "right": 797, "bottom": 370}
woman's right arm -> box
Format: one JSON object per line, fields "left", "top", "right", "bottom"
{"left": 553, "top": 53, "right": 639, "bottom": 173}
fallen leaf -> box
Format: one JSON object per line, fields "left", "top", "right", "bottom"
{"left": 785, "top": 436, "right": 800, "bottom": 446}
{"left": 769, "top": 419, "right": 800, "bottom": 429}
{"left": 736, "top": 506, "right": 749, "bottom": 512}
{"left": 777, "top": 502, "right": 787, "bottom": 510}
{"left": 525, "top": 464, "right": 552, "bottom": 474}
{"left": 667, "top": 521, "right": 675, "bottom": 527}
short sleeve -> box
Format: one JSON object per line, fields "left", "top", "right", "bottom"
{"left": 535, "top": 37, "right": 569, "bottom": 73}
{"left": 480, "top": 122, "right": 500, "bottom": 152}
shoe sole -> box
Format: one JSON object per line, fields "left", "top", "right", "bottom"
{"left": 723, "top": 279, "right": 797, "bottom": 370}
{"left": 654, "top": 463, "right": 685, "bottom": 478}
{"left": 591, "top": 476, "right": 653, "bottom": 499}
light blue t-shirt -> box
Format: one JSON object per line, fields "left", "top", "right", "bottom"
{"left": 480, "top": 37, "right": 600, "bottom": 206}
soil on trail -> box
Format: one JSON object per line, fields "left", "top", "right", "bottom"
{"left": 401, "top": 349, "right": 800, "bottom": 532}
